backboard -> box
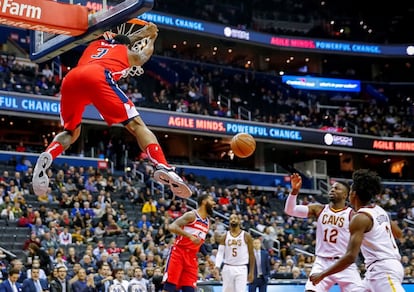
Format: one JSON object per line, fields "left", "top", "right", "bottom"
{"left": 29, "top": 0, "right": 153, "bottom": 63}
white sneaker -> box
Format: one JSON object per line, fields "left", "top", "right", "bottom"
{"left": 32, "top": 152, "right": 53, "bottom": 196}
{"left": 153, "top": 164, "right": 192, "bottom": 198}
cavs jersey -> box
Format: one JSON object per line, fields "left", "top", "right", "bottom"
{"left": 358, "top": 205, "right": 401, "bottom": 267}
{"left": 173, "top": 210, "right": 209, "bottom": 252}
{"left": 315, "top": 205, "right": 353, "bottom": 258}
{"left": 223, "top": 230, "right": 249, "bottom": 265}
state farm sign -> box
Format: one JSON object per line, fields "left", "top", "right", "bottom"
{"left": 0, "top": 0, "right": 88, "bottom": 35}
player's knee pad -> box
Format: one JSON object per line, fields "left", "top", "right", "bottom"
{"left": 163, "top": 282, "right": 177, "bottom": 292}
{"left": 181, "top": 286, "right": 195, "bottom": 292}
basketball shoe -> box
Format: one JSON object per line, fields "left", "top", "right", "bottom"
{"left": 32, "top": 152, "right": 53, "bottom": 196}
{"left": 153, "top": 164, "right": 192, "bottom": 198}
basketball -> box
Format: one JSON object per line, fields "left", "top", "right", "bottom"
{"left": 230, "top": 133, "right": 256, "bottom": 158}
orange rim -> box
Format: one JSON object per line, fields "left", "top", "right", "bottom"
{"left": 127, "top": 18, "right": 148, "bottom": 25}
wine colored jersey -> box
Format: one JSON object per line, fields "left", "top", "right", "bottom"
{"left": 76, "top": 39, "right": 130, "bottom": 81}
{"left": 173, "top": 210, "right": 210, "bottom": 253}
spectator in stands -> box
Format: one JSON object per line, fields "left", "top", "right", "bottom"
{"left": 0, "top": 196, "right": 12, "bottom": 215}
{"left": 105, "top": 215, "right": 123, "bottom": 236}
{"left": 23, "top": 232, "right": 40, "bottom": 251}
{"left": 93, "top": 262, "right": 113, "bottom": 292}
{"left": 70, "top": 202, "right": 84, "bottom": 218}
{"left": 79, "top": 255, "right": 96, "bottom": 275}
{"left": 127, "top": 234, "right": 142, "bottom": 254}
{"left": 166, "top": 204, "right": 182, "bottom": 220}
{"left": 66, "top": 247, "right": 79, "bottom": 267}
{"left": 41, "top": 64, "right": 53, "bottom": 79}
{"left": 0, "top": 205, "right": 15, "bottom": 222}
{"left": 136, "top": 214, "right": 152, "bottom": 229}
{"left": 142, "top": 198, "right": 157, "bottom": 215}
{"left": 71, "top": 226, "right": 86, "bottom": 245}
{"left": 58, "top": 227, "right": 72, "bottom": 246}
{"left": 111, "top": 268, "right": 129, "bottom": 291}
{"left": 151, "top": 266, "right": 163, "bottom": 292}
{"left": 92, "top": 202, "right": 104, "bottom": 219}
{"left": 128, "top": 266, "right": 148, "bottom": 291}
{"left": 116, "top": 213, "right": 129, "bottom": 230}
{"left": 57, "top": 211, "right": 71, "bottom": 229}
{"left": 72, "top": 211, "right": 86, "bottom": 230}
{"left": 22, "top": 266, "right": 48, "bottom": 292}
{"left": 153, "top": 228, "right": 166, "bottom": 246}
{"left": 8, "top": 259, "right": 27, "bottom": 284}
{"left": 52, "top": 248, "right": 68, "bottom": 267}
{"left": 15, "top": 141, "right": 26, "bottom": 153}
{"left": 18, "top": 210, "right": 32, "bottom": 227}
{"left": 71, "top": 268, "right": 95, "bottom": 291}
{"left": 100, "top": 206, "right": 117, "bottom": 226}
{"left": 26, "top": 259, "right": 47, "bottom": 280}
{"left": 82, "top": 201, "right": 95, "bottom": 218}
{"left": 1, "top": 268, "right": 22, "bottom": 291}
{"left": 41, "top": 231, "right": 59, "bottom": 251}
{"left": 64, "top": 179, "right": 78, "bottom": 195}
{"left": 49, "top": 264, "right": 70, "bottom": 292}
{"left": 94, "top": 222, "right": 106, "bottom": 241}
{"left": 26, "top": 243, "right": 52, "bottom": 276}
{"left": 106, "top": 241, "right": 124, "bottom": 256}
{"left": 245, "top": 192, "right": 256, "bottom": 208}
{"left": 67, "top": 263, "right": 82, "bottom": 282}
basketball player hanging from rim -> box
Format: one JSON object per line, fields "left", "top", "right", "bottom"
{"left": 32, "top": 22, "right": 192, "bottom": 199}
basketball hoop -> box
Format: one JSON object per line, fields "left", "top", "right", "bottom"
{"left": 105, "top": 18, "right": 150, "bottom": 77}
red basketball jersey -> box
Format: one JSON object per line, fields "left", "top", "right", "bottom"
{"left": 77, "top": 39, "right": 130, "bottom": 81}
{"left": 173, "top": 210, "right": 210, "bottom": 252}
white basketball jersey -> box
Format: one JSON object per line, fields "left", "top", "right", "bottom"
{"left": 223, "top": 230, "right": 249, "bottom": 265}
{"left": 315, "top": 205, "right": 352, "bottom": 258}
{"left": 358, "top": 205, "right": 401, "bottom": 266}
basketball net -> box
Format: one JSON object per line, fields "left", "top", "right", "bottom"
{"left": 103, "top": 19, "right": 150, "bottom": 77}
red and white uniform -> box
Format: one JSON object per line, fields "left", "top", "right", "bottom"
{"left": 163, "top": 210, "right": 210, "bottom": 288}
{"left": 60, "top": 39, "right": 138, "bottom": 131}
{"left": 358, "top": 205, "right": 404, "bottom": 292}
{"left": 306, "top": 205, "right": 364, "bottom": 292}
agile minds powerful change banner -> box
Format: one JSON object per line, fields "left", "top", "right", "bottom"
{"left": 2, "top": 92, "right": 414, "bottom": 156}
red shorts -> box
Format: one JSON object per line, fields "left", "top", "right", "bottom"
{"left": 163, "top": 245, "right": 198, "bottom": 288}
{"left": 60, "top": 64, "right": 139, "bottom": 131}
